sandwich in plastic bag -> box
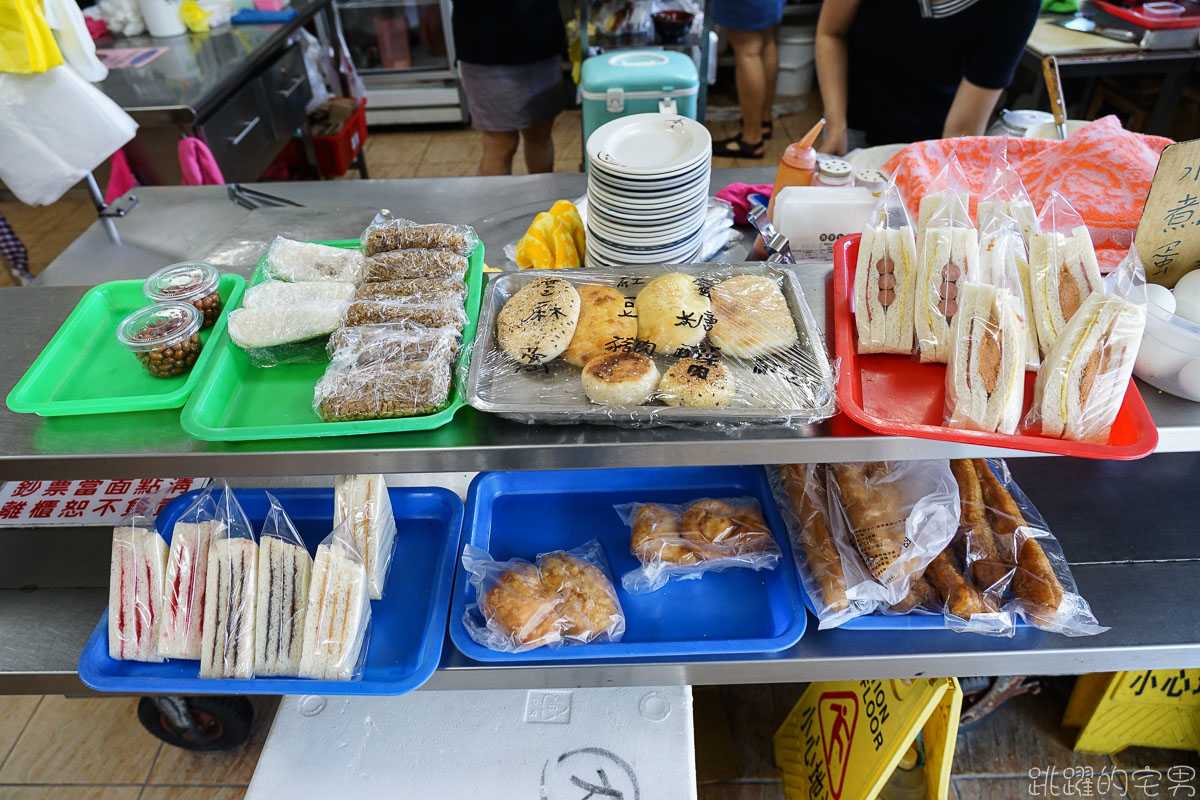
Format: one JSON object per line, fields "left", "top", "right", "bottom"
{"left": 822, "top": 461, "right": 960, "bottom": 607}
{"left": 299, "top": 525, "right": 371, "bottom": 680}
{"left": 108, "top": 499, "right": 168, "bottom": 662}
{"left": 916, "top": 189, "right": 979, "bottom": 364}
{"left": 333, "top": 474, "right": 397, "bottom": 600}
{"left": 264, "top": 237, "right": 365, "bottom": 284}
{"left": 254, "top": 493, "right": 312, "bottom": 678}
{"left": 461, "top": 539, "right": 625, "bottom": 653}
{"left": 854, "top": 178, "right": 918, "bottom": 355}
{"left": 616, "top": 497, "right": 782, "bottom": 594}
{"left": 364, "top": 249, "right": 470, "bottom": 282}
{"left": 362, "top": 218, "right": 479, "bottom": 258}
{"left": 915, "top": 151, "right": 972, "bottom": 261}
{"left": 944, "top": 210, "right": 1029, "bottom": 434}
{"left": 199, "top": 483, "right": 258, "bottom": 679}
{"left": 976, "top": 140, "right": 1037, "bottom": 245}
{"left": 1027, "top": 247, "right": 1147, "bottom": 443}
{"left": 158, "top": 483, "right": 228, "bottom": 660}
{"left": 1029, "top": 191, "right": 1103, "bottom": 356}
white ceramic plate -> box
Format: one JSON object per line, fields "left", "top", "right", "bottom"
{"left": 588, "top": 199, "right": 707, "bottom": 231}
{"left": 586, "top": 214, "right": 705, "bottom": 247}
{"left": 588, "top": 160, "right": 711, "bottom": 192}
{"left": 588, "top": 183, "right": 708, "bottom": 214}
{"left": 588, "top": 225, "right": 703, "bottom": 255}
{"left": 587, "top": 114, "right": 712, "bottom": 176}
{"left": 587, "top": 175, "right": 709, "bottom": 204}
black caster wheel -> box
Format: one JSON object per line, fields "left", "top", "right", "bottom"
{"left": 138, "top": 695, "right": 254, "bottom": 751}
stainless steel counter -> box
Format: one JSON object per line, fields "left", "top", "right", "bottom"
{"left": 4, "top": 171, "right": 1200, "bottom": 694}
{"left": 95, "top": 0, "right": 333, "bottom": 125}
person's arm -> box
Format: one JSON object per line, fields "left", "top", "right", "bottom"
{"left": 815, "top": 0, "right": 862, "bottom": 155}
{"left": 942, "top": 78, "right": 1003, "bottom": 138}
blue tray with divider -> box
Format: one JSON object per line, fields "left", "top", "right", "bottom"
{"left": 78, "top": 486, "right": 463, "bottom": 695}
{"left": 449, "top": 465, "right": 808, "bottom": 662}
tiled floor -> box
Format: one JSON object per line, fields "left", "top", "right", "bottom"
{"left": 0, "top": 696, "right": 277, "bottom": 799}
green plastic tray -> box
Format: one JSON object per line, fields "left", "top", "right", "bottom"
{"left": 180, "top": 239, "right": 483, "bottom": 441}
{"left": 6, "top": 274, "right": 245, "bottom": 416}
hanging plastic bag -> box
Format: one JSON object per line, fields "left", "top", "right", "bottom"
{"left": 615, "top": 497, "right": 782, "bottom": 594}
{"left": 1, "top": 0, "right": 63, "bottom": 74}
{"left": 1026, "top": 246, "right": 1146, "bottom": 443}
{"left": 108, "top": 498, "right": 168, "bottom": 662}
{"left": 299, "top": 522, "right": 372, "bottom": 680}
{"left": 916, "top": 187, "right": 978, "bottom": 364}
{"left": 770, "top": 465, "right": 879, "bottom": 629}
{"left": 1028, "top": 191, "right": 1103, "bottom": 357}
{"left": 254, "top": 493, "right": 312, "bottom": 678}
{"left": 0, "top": 64, "right": 137, "bottom": 206}
{"left": 198, "top": 482, "right": 258, "bottom": 679}
{"left": 42, "top": 0, "right": 108, "bottom": 81}
{"left": 823, "top": 461, "right": 960, "bottom": 607}
{"left": 461, "top": 539, "right": 625, "bottom": 653}
{"left": 854, "top": 177, "right": 919, "bottom": 355}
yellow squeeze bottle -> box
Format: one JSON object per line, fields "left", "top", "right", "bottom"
{"left": 768, "top": 118, "right": 826, "bottom": 217}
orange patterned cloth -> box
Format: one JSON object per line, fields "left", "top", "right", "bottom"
{"left": 882, "top": 116, "right": 1171, "bottom": 269}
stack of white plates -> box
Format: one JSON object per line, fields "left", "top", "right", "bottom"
{"left": 585, "top": 113, "right": 713, "bottom": 267}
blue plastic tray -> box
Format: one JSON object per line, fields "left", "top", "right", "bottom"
{"left": 79, "top": 486, "right": 463, "bottom": 695}
{"left": 449, "top": 466, "right": 808, "bottom": 662}
{"left": 800, "top": 579, "right": 1031, "bottom": 631}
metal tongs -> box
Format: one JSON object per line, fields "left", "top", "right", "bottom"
{"left": 747, "top": 200, "right": 796, "bottom": 264}
{"left": 226, "top": 184, "right": 305, "bottom": 210}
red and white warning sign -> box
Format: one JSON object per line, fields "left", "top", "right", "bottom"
{"left": 0, "top": 478, "right": 208, "bottom": 527}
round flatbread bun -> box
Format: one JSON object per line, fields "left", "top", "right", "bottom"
{"left": 563, "top": 284, "right": 638, "bottom": 368}
{"left": 708, "top": 275, "right": 799, "bottom": 358}
{"left": 635, "top": 272, "right": 711, "bottom": 354}
{"left": 658, "top": 358, "right": 735, "bottom": 407}
{"left": 482, "top": 564, "right": 565, "bottom": 646}
{"left": 581, "top": 352, "right": 661, "bottom": 405}
{"left": 497, "top": 277, "right": 581, "bottom": 365}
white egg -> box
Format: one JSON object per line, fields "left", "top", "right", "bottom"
{"left": 1173, "top": 271, "right": 1200, "bottom": 325}
{"left": 1145, "top": 283, "right": 1177, "bottom": 315}
{"left": 1135, "top": 334, "right": 1191, "bottom": 379}
{"left": 1175, "top": 359, "right": 1200, "bottom": 401}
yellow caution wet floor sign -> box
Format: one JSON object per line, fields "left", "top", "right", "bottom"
{"left": 774, "top": 677, "right": 962, "bottom": 800}
{"left": 1064, "top": 669, "right": 1200, "bottom": 755}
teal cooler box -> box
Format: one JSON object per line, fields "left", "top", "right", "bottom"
{"left": 580, "top": 51, "right": 699, "bottom": 146}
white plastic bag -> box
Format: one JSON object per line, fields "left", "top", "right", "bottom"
{"left": 43, "top": 0, "right": 108, "bottom": 81}
{"left": 0, "top": 65, "right": 137, "bottom": 206}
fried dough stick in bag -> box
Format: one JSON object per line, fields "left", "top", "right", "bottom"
{"left": 950, "top": 459, "right": 1012, "bottom": 591}
{"left": 829, "top": 462, "right": 905, "bottom": 580}
{"left": 780, "top": 465, "right": 849, "bottom": 613}
{"left": 925, "top": 537, "right": 996, "bottom": 619}
{"left": 973, "top": 459, "right": 1064, "bottom": 616}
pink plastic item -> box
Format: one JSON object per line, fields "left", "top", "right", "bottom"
{"left": 178, "top": 137, "right": 225, "bottom": 186}
{"left": 254, "top": 0, "right": 288, "bottom": 10}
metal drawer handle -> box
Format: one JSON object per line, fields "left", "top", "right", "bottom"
{"left": 229, "top": 116, "right": 261, "bottom": 145}
{"left": 278, "top": 76, "right": 306, "bottom": 98}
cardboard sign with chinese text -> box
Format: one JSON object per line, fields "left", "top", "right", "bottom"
{"left": 1135, "top": 138, "right": 1200, "bottom": 287}
{"left": 0, "top": 478, "right": 209, "bottom": 527}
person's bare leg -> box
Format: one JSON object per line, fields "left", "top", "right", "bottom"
{"left": 520, "top": 119, "right": 556, "bottom": 174}
{"left": 728, "top": 28, "right": 765, "bottom": 146}
{"left": 761, "top": 28, "right": 779, "bottom": 133}
{"left": 479, "top": 130, "right": 519, "bottom": 175}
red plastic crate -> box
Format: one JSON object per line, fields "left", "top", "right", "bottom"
{"left": 312, "top": 98, "right": 367, "bottom": 178}
{"left": 832, "top": 234, "right": 1158, "bottom": 460}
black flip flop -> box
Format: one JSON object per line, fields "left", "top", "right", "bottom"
{"left": 762, "top": 120, "right": 774, "bottom": 140}
{"left": 713, "top": 134, "right": 764, "bottom": 159}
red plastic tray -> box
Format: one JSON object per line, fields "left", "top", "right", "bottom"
{"left": 1094, "top": 1, "right": 1200, "bottom": 30}
{"left": 832, "top": 234, "right": 1158, "bottom": 460}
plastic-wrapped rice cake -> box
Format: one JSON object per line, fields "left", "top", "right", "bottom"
{"left": 314, "top": 360, "right": 452, "bottom": 421}
{"left": 353, "top": 277, "right": 465, "bottom": 302}
{"left": 364, "top": 249, "right": 469, "bottom": 281}
{"left": 362, "top": 220, "right": 477, "bottom": 257}
{"left": 327, "top": 323, "right": 460, "bottom": 367}
{"left": 345, "top": 296, "right": 468, "bottom": 329}
{"left": 265, "top": 237, "right": 365, "bottom": 284}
